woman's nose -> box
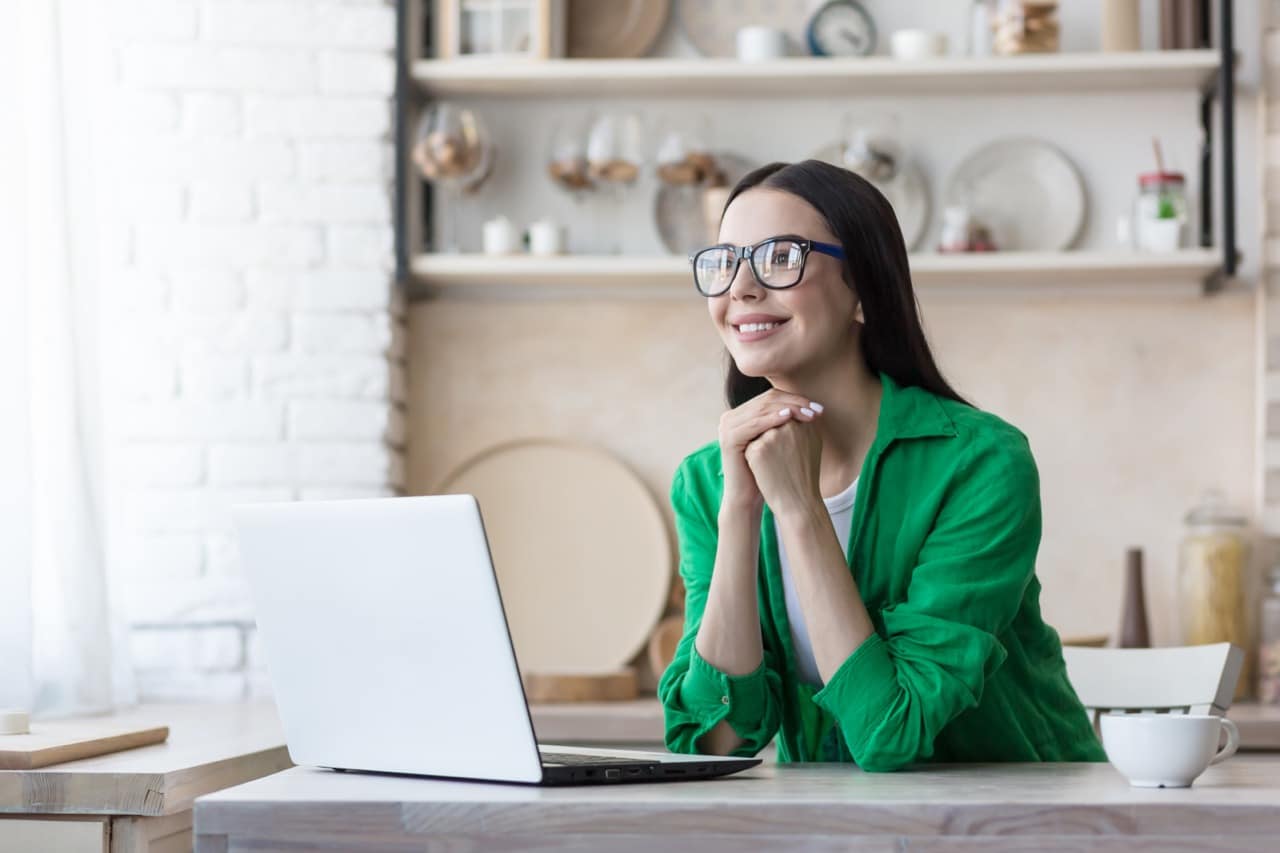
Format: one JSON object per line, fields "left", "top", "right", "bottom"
{"left": 727, "top": 257, "right": 761, "bottom": 298}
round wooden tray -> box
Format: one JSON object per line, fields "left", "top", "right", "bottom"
{"left": 436, "top": 438, "right": 672, "bottom": 677}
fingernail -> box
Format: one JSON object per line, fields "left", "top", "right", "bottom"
{"left": 800, "top": 407, "right": 814, "bottom": 417}
{"left": 778, "top": 408, "right": 791, "bottom": 417}
{"left": 809, "top": 401, "right": 824, "bottom": 413}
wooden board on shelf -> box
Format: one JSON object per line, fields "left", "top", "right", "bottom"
{"left": 411, "top": 51, "right": 1221, "bottom": 98}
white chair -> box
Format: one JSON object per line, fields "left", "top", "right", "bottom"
{"left": 1062, "top": 643, "right": 1244, "bottom": 728}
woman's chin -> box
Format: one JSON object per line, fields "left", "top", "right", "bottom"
{"left": 732, "top": 353, "right": 787, "bottom": 378}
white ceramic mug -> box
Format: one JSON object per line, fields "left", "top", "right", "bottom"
{"left": 482, "top": 215, "right": 519, "bottom": 255}
{"left": 736, "top": 26, "right": 787, "bottom": 62}
{"left": 890, "top": 29, "right": 948, "bottom": 60}
{"left": 528, "top": 219, "right": 565, "bottom": 255}
{"left": 1100, "top": 713, "right": 1239, "bottom": 788}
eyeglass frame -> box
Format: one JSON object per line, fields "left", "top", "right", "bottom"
{"left": 688, "top": 234, "right": 847, "bottom": 297}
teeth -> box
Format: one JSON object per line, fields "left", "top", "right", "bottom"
{"left": 739, "top": 322, "right": 778, "bottom": 333}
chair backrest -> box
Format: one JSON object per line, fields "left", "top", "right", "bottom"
{"left": 1062, "top": 643, "right": 1244, "bottom": 718}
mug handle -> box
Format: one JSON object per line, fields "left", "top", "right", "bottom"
{"left": 1209, "top": 718, "right": 1240, "bottom": 766}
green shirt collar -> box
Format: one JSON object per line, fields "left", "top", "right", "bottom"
{"left": 875, "top": 371, "right": 958, "bottom": 445}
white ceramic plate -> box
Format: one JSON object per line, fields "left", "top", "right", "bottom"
{"left": 944, "top": 138, "right": 1086, "bottom": 252}
{"left": 811, "top": 141, "right": 931, "bottom": 252}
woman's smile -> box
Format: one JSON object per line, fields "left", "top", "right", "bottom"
{"left": 730, "top": 315, "right": 791, "bottom": 343}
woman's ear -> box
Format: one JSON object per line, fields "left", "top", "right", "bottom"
{"left": 854, "top": 301, "right": 865, "bottom": 324}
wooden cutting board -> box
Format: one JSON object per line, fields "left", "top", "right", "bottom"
{"left": 435, "top": 438, "right": 672, "bottom": 679}
{"left": 647, "top": 615, "right": 685, "bottom": 678}
{"left": 523, "top": 669, "right": 638, "bottom": 703}
{"left": 0, "top": 719, "right": 169, "bottom": 770}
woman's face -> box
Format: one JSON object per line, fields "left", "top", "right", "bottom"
{"left": 707, "top": 188, "right": 861, "bottom": 380}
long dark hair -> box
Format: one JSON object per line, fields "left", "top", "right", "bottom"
{"left": 719, "top": 159, "right": 969, "bottom": 409}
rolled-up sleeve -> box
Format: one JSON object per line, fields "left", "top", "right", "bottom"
{"left": 657, "top": 462, "right": 783, "bottom": 756}
{"left": 811, "top": 436, "right": 1041, "bottom": 772}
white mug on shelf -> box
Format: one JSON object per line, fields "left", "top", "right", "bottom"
{"left": 736, "top": 26, "right": 788, "bottom": 62}
{"left": 482, "top": 215, "right": 519, "bottom": 255}
{"left": 528, "top": 219, "right": 565, "bottom": 255}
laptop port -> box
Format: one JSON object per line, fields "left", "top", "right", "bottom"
{"left": 605, "top": 769, "right": 621, "bottom": 779}
{"left": 585, "top": 769, "right": 596, "bottom": 777}
{"left": 626, "top": 768, "right": 641, "bottom": 776}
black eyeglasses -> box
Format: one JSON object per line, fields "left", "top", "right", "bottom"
{"left": 688, "top": 235, "right": 846, "bottom": 297}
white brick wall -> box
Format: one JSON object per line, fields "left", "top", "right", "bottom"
{"left": 105, "top": 0, "right": 401, "bottom": 701}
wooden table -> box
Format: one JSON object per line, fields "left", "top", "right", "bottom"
{"left": 194, "top": 755, "right": 1280, "bottom": 852}
{"left": 0, "top": 701, "right": 289, "bottom": 853}
{"left": 532, "top": 698, "right": 1280, "bottom": 750}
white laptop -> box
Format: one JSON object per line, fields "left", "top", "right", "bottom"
{"left": 232, "top": 493, "right": 761, "bottom": 786}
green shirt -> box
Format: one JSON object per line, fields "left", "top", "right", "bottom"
{"left": 657, "top": 371, "right": 1106, "bottom": 772}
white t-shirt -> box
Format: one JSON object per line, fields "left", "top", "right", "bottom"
{"left": 774, "top": 475, "right": 859, "bottom": 688}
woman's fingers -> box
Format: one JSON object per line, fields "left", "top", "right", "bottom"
{"left": 722, "top": 390, "right": 824, "bottom": 449}
{"left": 727, "top": 398, "right": 821, "bottom": 447}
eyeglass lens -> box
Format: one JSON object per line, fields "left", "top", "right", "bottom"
{"left": 694, "top": 239, "right": 805, "bottom": 295}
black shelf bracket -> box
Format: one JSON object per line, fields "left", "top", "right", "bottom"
{"left": 1200, "top": 0, "right": 1239, "bottom": 293}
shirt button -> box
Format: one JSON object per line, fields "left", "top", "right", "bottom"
{"left": 721, "top": 695, "right": 730, "bottom": 705}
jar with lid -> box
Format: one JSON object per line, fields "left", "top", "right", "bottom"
{"left": 1260, "top": 564, "right": 1280, "bottom": 704}
{"left": 1134, "top": 171, "right": 1187, "bottom": 252}
{"left": 991, "top": 1, "right": 1059, "bottom": 55}
{"left": 1177, "top": 490, "right": 1255, "bottom": 700}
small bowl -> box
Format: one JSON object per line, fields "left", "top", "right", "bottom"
{"left": 890, "top": 29, "right": 948, "bottom": 61}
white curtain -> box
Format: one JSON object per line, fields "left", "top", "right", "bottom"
{"left": 0, "top": 0, "right": 134, "bottom": 716}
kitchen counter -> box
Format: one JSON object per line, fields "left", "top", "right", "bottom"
{"left": 532, "top": 698, "right": 1280, "bottom": 749}
{"left": 194, "top": 755, "right": 1280, "bottom": 852}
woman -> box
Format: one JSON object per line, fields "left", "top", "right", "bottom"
{"left": 657, "top": 159, "right": 1104, "bottom": 772}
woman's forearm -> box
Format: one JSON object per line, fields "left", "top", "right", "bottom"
{"left": 695, "top": 502, "right": 764, "bottom": 674}
{"left": 775, "top": 501, "right": 875, "bottom": 683}
{"left": 691, "top": 502, "right": 764, "bottom": 754}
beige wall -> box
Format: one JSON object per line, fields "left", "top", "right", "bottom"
{"left": 408, "top": 289, "right": 1257, "bottom": 648}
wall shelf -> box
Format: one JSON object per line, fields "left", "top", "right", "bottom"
{"left": 411, "top": 51, "right": 1221, "bottom": 99}
{"left": 395, "top": 5, "right": 1238, "bottom": 291}
{"left": 407, "top": 249, "right": 1224, "bottom": 299}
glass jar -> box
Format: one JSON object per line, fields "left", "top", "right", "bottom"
{"left": 1134, "top": 171, "right": 1187, "bottom": 252}
{"left": 1177, "top": 491, "right": 1254, "bottom": 700}
{"left": 939, "top": 206, "right": 972, "bottom": 253}
{"left": 1260, "top": 565, "right": 1280, "bottom": 704}
{"left": 992, "top": 1, "right": 1060, "bottom": 55}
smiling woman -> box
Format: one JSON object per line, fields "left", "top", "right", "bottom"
{"left": 657, "top": 160, "right": 1105, "bottom": 772}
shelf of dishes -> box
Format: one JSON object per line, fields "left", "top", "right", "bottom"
{"left": 410, "top": 50, "right": 1221, "bottom": 99}
{"left": 407, "top": 248, "right": 1224, "bottom": 297}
